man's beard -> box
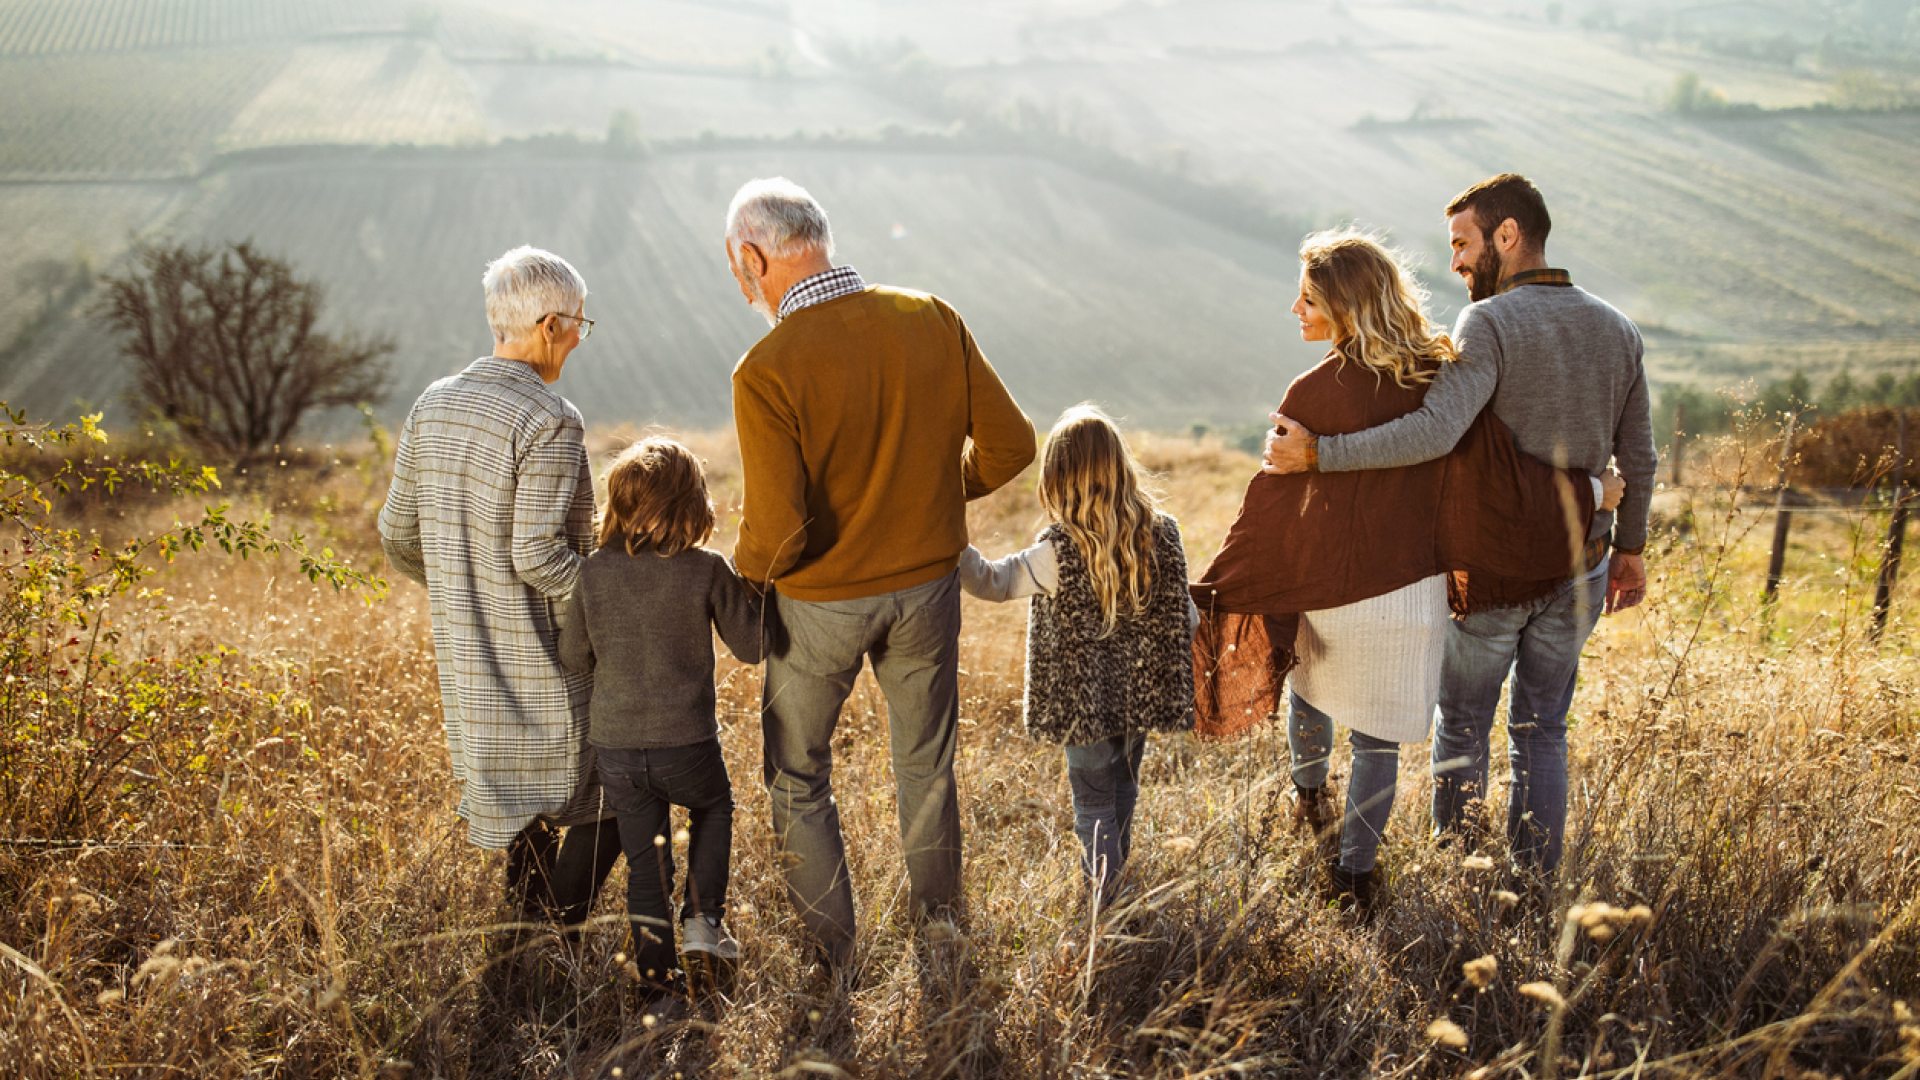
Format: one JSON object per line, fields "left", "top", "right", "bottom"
{"left": 1466, "top": 244, "right": 1503, "bottom": 302}
{"left": 745, "top": 272, "right": 778, "bottom": 327}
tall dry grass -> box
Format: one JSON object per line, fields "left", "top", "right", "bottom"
{"left": 1, "top": 424, "right": 1916, "bottom": 1079}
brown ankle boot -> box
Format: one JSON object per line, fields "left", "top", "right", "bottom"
{"left": 1292, "top": 782, "right": 1331, "bottom": 833}
{"left": 1324, "top": 862, "right": 1379, "bottom": 923}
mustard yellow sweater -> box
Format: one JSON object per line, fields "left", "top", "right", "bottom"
{"left": 731, "top": 286, "right": 1036, "bottom": 602}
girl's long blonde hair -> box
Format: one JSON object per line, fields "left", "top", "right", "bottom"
{"left": 596, "top": 436, "right": 715, "bottom": 557}
{"left": 1299, "top": 229, "right": 1458, "bottom": 388}
{"left": 1037, "top": 405, "right": 1162, "bottom": 639}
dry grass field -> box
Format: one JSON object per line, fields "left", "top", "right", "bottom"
{"left": 2, "top": 417, "right": 1915, "bottom": 1079}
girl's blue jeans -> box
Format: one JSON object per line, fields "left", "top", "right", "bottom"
{"left": 1063, "top": 731, "right": 1147, "bottom": 892}
{"left": 1288, "top": 690, "right": 1400, "bottom": 874}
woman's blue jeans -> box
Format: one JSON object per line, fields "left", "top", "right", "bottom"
{"left": 1063, "top": 731, "right": 1147, "bottom": 893}
{"left": 1288, "top": 691, "right": 1400, "bottom": 874}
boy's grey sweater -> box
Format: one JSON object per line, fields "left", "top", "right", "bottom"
{"left": 1316, "top": 283, "right": 1659, "bottom": 552}
{"left": 559, "top": 545, "right": 769, "bottom": 749}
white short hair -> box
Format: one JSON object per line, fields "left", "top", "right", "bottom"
{"left": 725, "top": 177, "right": 834, "bottom": 259}
{"left": 482, "top": 246, "right": 588, "bottom": 344}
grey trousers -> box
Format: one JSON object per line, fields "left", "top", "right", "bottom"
{"left": 761, "top": 572, "right": 964, "bottom": 964}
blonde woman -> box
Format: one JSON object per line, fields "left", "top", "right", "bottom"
{"left": 1191, "top": 232, "right": 1622, "bottom": 917}
{"left": 959, "top": 406, "right": 1199, "bottom": 895}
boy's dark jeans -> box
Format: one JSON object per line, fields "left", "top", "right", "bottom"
{"left": 598, "top": 738, "right": 734, "bottom": 982}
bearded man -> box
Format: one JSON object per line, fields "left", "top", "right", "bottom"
{"left": 1263, "top": 173, "right": 1658, "bottom": 877}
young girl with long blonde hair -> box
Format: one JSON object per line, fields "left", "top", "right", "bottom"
{"left": 959, "top": 405, "right": 1198, "bottom": 896}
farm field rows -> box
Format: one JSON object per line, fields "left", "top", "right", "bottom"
{"left": 1, "top": 149, "right": 1319, "bottom": 431}
{"left": 460, "top": 63, "right": 939, "bottom": 141}
{"left": 0, "top": 50, "right": 287, "bottom": 178}
{"left": 461, "top": 0, "right": 811, "bottom": 70}
{"left": 218, "top": 41, "right": 488, "bottom": 150}
{"left": 0, "top": 0, "right": 410, "bottom": 54}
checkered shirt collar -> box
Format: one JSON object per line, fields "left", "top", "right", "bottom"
{"left": 777, "top": 266, "right": 867, "bottom": 321}
{"left": 1497, "top": 268, "right": 1573, "bottom": 294}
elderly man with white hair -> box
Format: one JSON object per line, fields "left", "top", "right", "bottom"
{"left": 380, "top": 245, "right": 620, "bottom": 933}
{"left": 725, "top": 177, "right": 1036, "bottom": 969}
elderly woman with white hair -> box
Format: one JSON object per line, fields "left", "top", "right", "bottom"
{"left": 380, "top": 245, "right": 620, "bottom": 933}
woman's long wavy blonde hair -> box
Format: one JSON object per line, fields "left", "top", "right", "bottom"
{"left": 1037, "top": 405, "right": 1162, "bottom": 639}
{"left": 1299, "top": 229, "right": 1458, "bottom": 388}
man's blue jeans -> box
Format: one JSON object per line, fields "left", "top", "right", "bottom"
{"left": 1063, "top": 731, "right": 1147, "bottom": 893}
{"left": 761, "top": 572, "right": 963, "bottom": 966}
{"left": 1431, "top": 556, "right": 1608, "bottom": 873}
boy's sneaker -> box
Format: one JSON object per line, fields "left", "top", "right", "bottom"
{"left": 681, "top": 914, "right": 739, "bottom": 994}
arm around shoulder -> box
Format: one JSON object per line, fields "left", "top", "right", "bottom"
{"left": 1318, "top": 348, "right": 1498, "bottom": 472}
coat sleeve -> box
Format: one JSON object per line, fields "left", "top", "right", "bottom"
{"left": 511, "top": 413, "right": 590, "bottom": 600}
{"left": 377, "top": 406, "right": 429, "bottom": 587}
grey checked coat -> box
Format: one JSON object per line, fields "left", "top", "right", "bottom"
{"left": 379, "top": 357, "right": 603, "bottom": 849}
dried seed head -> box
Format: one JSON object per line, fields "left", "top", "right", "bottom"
{"left": 1426, "top": 1018, "right": 1469, "bottom": 1049}
{"left": 1462, "top": 855, "right": 1496, "bottom": 872}
{"left": 1519, "top": 982, "right": 1566, "bottom": 1010}
{"left": 1463, "top": 955, "right": 1499, "bottom": 988}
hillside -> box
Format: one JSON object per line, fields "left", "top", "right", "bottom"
{"left": 1, "top": 146, "right": 1320, "bottom": 430}
{"left": 3, "top": 0, "right": 1920, "bottom": 433}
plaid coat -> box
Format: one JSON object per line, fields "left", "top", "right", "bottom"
{"left": 378, "top": 357, "right": 603, "bottom": 849}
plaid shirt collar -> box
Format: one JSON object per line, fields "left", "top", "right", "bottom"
{"left": 1497, "top": 267, "right": 1573, "bottom": 294}
{"left": 778, "top": 265, "right": 867, "bottom": 321}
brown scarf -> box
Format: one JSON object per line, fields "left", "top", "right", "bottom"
{"left": 1189, "top": 353, "right": 1594, "bottom": 740}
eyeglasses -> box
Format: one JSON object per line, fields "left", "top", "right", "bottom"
{"left": 544, "top": 312, "right": 595, "bottom": 341}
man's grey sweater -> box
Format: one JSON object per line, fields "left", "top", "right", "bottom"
{"left": 1317, "top": 283, "right": 1658, "bottom": 552}
{"left": 559, "top": 545, "right": 770, "bottom": 749}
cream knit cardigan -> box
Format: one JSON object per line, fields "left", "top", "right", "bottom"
{"left": 1288, "top": 574, "right": 1448, "bottom": 745}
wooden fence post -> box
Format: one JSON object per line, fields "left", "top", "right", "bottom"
{"left": 1670, "top": 400, "right": 1686, "bottom": 487}
{"left": 1871, "top": 409, "right": 1910, "bottom": 643}
{"left": 1762, "top": 414, "right": 1799, "bottom": 607}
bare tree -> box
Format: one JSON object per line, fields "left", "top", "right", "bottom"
{"left": 99, "top": 240, "right": 393, "bottom": 463}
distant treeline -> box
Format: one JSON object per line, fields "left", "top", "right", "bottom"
{"left": 1666, "top": 71, "right": 1920, "bottom": 118}
{"left": 1657, "top": 367, "right": 1920, "bottom": 448}
{"left": 1576, "top": 0, "right": 1920, "bottom": 69}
